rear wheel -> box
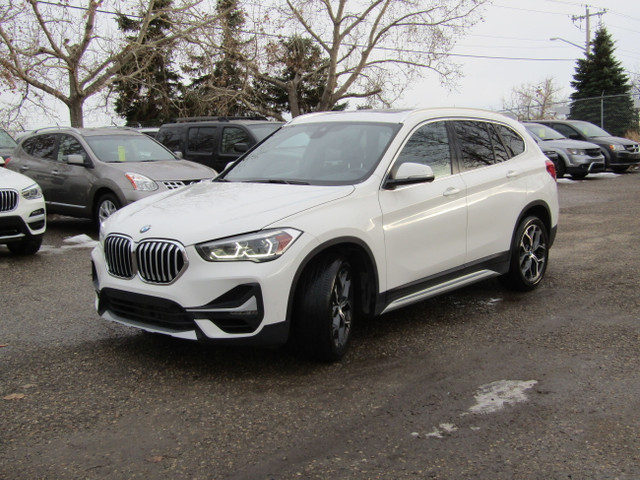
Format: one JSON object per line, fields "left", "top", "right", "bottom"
{"left": 500, "top": 216, "right": 549, "bottom": 291}
{"left": 292, "top": 254, "right": 355, "bottom": 362}
{"left": 553, "top": 158, "right": 566, "bottom": 178}
{"left": 7, "top": 235, "right": 43, "bottom": 255}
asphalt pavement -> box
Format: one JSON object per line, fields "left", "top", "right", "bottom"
{"left": 1, "top": 171, "right": 639, "bottom": 479}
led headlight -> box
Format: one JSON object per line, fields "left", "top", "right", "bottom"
{"left": 196, "top": 228, "right": 302, "bottom": 262}
{"left": 125, "top": 172, "right": 158, "bottom": 191}
{"left": 21, "top": 184, "right": 43, "bottom": 200}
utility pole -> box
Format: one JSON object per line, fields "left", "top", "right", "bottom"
{"left": 572, "top": 6, "right": 607, "bottom": 55}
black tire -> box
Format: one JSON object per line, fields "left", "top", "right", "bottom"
{"left": 500, "top": 216, "right": 549, "bottom": 292}
{"left": 611, "top": 166, "right": 630, "bottom": 174}
{"left": 553, "top": 158, "right": 566, "bottom": 179}
{"left": 570, "top": 172, "right": 588, "bottom": 180}
{"left": 292, "top": 254, "right": 355, "bottom": 362}
{"left": 95, "top": 193, "right": 121, "bottom": 226}
{"left": 7, "top": 235, "right": 43, "bottom": 255}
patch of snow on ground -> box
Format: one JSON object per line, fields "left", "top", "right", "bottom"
{"left": 468, "top": 380, "right": 537, "bottom": 415}
{"left": 39, "top": 234, "right": 98, "bottom": 254}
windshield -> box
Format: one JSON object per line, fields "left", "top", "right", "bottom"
{"left": 526, "top": 124, "right": 565, "bottom": 141}
{"left": 246, "top": 123, "right": 283, "bottom": 142}
{"left": 0, "top": 129, "right": 17, "bottom": 149}
{"left": 575, "top": 122, "right": 610, "bottom": 138}
{"left": 223, "top": 122, "right": 399, "bottom": 185}
{"left": 86, "top": 135, "right": 177, "bottom": 163}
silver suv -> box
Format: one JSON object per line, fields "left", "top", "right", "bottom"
{"left": 6, "top": 127, "right": 216, "bottom": 224}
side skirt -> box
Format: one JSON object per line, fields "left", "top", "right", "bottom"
{"left": 378, "top": 252, "right": 510, "bottom": 315}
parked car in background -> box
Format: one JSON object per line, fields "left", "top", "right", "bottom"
{"left": 535, "top": 119, "right": 640, "bottom": 173}
{"left": 92, "top": 108, "right": 559, "bottom": 362}
{"left": 0, "top": 160, "right": 46, "bottom": 254}
{"left": 155, "top": 117, "right": 283, "bottom": 172}
{"left": 524, "top": 122, "right": 605, "bottom": 179}
{"left": 0, "top": 128, "right": 17, "bottom": 164}
{"left": 6, "top": 127, "right": 216, "bottom": 225}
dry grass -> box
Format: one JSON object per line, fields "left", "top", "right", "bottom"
{"left": 625, "top": 130, "right": 640, "bottom": 141}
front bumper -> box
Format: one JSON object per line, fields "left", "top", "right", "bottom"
{"left": 0, "top": 208, "right": 46, "bottom": 244}
{"left": 609, "top": 151, "right": 640, "bottom": 167}
{"left": 91, "top": 240, "right": 302, "bottom": 346}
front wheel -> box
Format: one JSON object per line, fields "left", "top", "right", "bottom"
{"left": 95, "top": 193, "right": 121, "bottom": 226}
{"left": 500, "top": 216, "right": 549, "bottom": 291}
{"left": 7, "top": 235, "right": 43, "bottom": 255}
{"left": 292, "top": 254, "right": 355, "bottom": 362}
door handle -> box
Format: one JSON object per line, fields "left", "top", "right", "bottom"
{"left": 19, "top": 165, "right": 29, "bottom": 172}
{"left": 443, "top": 187, "right": 461, "bottom": 197}
{"left": 506, "top": 170, "right": 519, "bottom": 178}
{"left": 51, "top": 170, "right": 60, "bottom": 176}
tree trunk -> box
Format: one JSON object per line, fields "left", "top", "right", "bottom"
{"left": 69, "top": 98, "right": 85, "bottom": 128}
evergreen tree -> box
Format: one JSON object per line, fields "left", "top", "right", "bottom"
{"left": 113, "top": 0, "right": 182, "bottom": 126}
{"left": 182, "top": 0, "right": 253, "bottom": 116}
{"left": 253, "top": 35, "right": 347, "bottom": 117}
{"left": 569, "top": 26, "right": 635, "bottom": 137}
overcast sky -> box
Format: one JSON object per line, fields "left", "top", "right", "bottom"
{"left": 397, "top": 0, "right": 640, "bottom": 111}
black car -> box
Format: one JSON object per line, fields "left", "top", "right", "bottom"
{"left": 155, "top": 117, "right": 283, "bottom": 172}
{"left": 536, "top": 120, "right": 640, "bottom": 173}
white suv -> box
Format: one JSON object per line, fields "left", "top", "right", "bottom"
{"left": 0, "top": 160, "right": 46, "bottom": 254}
{"left": 92, "top": 109, "right": 559, "bottom": 361}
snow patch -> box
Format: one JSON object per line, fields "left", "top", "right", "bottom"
{"left": 39, "top": 234, "right": 98, "bottom": 254}
{"left": 468, "top": 380, "right": 537, "bottom": 415}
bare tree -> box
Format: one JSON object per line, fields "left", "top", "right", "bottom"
{"left": 0, "top": 0, "right": 216, "bottom": 127}
{"left": 503, "top": 78, "right": 565, "bottom": 121}
{"left": 186, "top": 0, "right": 487, "bottom": 117}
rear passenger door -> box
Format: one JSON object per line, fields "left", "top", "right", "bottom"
{"left": 18, "top": 134, "right": 61, "bottom": 202}
{"left": 452, "top": 120, "right": 530, "bottom": 265}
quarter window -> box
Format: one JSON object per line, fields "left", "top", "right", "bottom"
{"left": 395, "top": 121, "right": 452, "bottom": 178}
{"left": 495, "top": 124, "right": 525, "bottom": 158}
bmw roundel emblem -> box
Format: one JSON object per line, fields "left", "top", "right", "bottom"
{"left": 140, "top": 225, "right": 152, "bottom": 233}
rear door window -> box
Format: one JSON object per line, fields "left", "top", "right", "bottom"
{"left": 23, "top": 134, "right": 58, "bottom": 160}
{"left": 187, "top": 127, "right": 216, "bottom": 154}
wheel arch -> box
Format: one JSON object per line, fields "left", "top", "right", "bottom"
{"left": 514, "top": 200, "right": 555, "bottom": 247}
{"left": 287, "top": 236, "right": 380, "bottom": 327}
{"left": 92, "top": 187, "right": 124, "bottom": 215}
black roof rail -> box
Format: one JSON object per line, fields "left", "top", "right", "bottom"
{"left": 171, "top": 116, "right": 268, "bottom": 123}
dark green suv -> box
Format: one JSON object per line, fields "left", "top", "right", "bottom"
{"left": 155, "top": 117, "right": 283, "bottom": 172}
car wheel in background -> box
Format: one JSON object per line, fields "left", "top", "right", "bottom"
{"left": 7, "top": 235, "right": 43, "bottom": 255}
{"left": 611, "top": 166, "right": 630, "bottom": 173}
{"left": 570, "top": 172, "right": 588, "bottom": 180}
{"left": 501, "top": 216, "right": 549, "bottom": 292}
{"left": 95, "top": 193, "right": 120, "bottom": 225}
{"left": 553, "top": 158, "right": 566, "bottom": 178}
{"left": 293, "top": 254, "right": 355, "bottom": 362}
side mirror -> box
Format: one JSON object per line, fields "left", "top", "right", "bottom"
{"left": 67, "top": 154, "right": 86, "bottom": 166}
{"left": 385, "top": 162, "right": 435, "bottom": 189}
{"left": 233, "top": 143, "right": 249, "bottom": 153}
{"left": 173, "top": 151, "right": 183, "bottom": 159}
{"left": 0, "top": 157, "right": 5, "bottom": 167}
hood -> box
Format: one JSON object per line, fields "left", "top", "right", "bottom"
{"left": 589, "top": 136, "right": 637, "bottom": 146}
{"left": 104, "top": 181, "right": 354, "bottom": 245}
{"left": 539, "top": 138, "right": 601, "bottom": 150}
{"left": 104, "top": 159, "right": 216, "bottom": 180}
{"left": 0, "top": 165, "right": 40, "bottom": 189}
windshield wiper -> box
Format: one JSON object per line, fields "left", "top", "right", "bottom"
{"left": 249, "top": 179, "right": 310, "bottom": 185}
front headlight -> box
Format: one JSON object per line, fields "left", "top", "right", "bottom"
{"left": 566, "top": 148, "right": 586, "bottom": 155}
{"left": 21, "top": 184, "right": 43, "bottom": 200}
{"left": 125, "top": 172, "right": 158, "bottom": 191}
{"left": 196, "top": 228, "right": 302, "bottom": 262}
{"left": 609, "top": 144, "right": 625, "bottom": 151}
